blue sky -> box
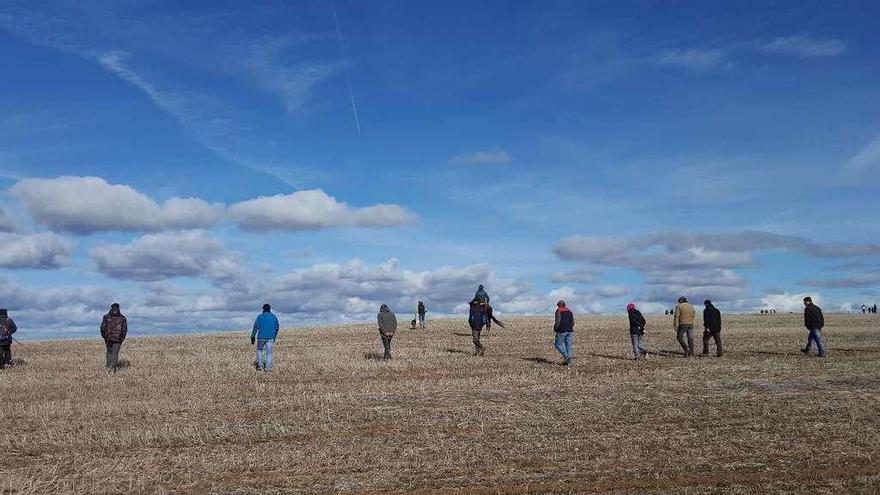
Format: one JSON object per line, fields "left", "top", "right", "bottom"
{"left": 1, "top": 0, "right": 879, "bottom": 338}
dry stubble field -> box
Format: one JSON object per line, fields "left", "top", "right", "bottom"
{"left": 3, "top": 314, "right": 880, "bottom": 494}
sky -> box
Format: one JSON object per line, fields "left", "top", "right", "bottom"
{"left": 1, "top": 0, "right": 879, "bottom": 339}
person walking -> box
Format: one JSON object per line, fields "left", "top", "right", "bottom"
{"left": 250, "top": 304, "right": 280, "bottom": 371}
{"left": 702, "top": 300, "right": 723, "bottom": 357}
{"left": 553, "top": 300, "right": 575, "bottom": 365}
{"left": 802, "top": 297, "right": 827, "bottom": 357}
{"left": 0, "top": 309, "right": 18, "bottom": 370}
{"left": 377, "top": 303, "right": 397, "bottom": 359}
{"left": 627, "top": 303, "right": 647, "bottom": 360}
{"left": 100, "top": 303, "right": 128, "bottom": 374}
{"left": 673, "top": 296, "right": 695, "bottom": 356}
{"left": 417, "top": 301, "right": 427, "bottom": 330}
{"left": 468, "top": 298, "right": 488, "bottom": 356}
{"left": 474, "top": 285, "right": 490, "bottom": 303}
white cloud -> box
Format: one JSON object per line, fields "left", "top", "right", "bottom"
{"left": 657, "top": 48, "right": 726, "bottom": 70}
{"left": 758, "top": 35, "right": 846, "bottom": 57}
{"left": 228, "top": 189, "right": 418, "bottom": 231}
{"left": 10, "top": 176, "right": 224, "bottom": 234}
{"left": 0, "top": 208, "right": 16, "bottom": 232}
{"left": 0, "top": 233, "right": 73, "bottom": 269}
{"left": 450, "top": 147, "right": 512, "bottom": 165}
{"left": 92, "top": 232, "right": 241, "bottom": 282}
{"left": 842, "top": 135, "right": 880, "bottom": 177}
{"left": 760, "top": 292, "right": 820, "bottom": 313}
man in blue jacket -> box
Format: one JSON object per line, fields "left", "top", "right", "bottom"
{"left": 251, "top": 304, "right": 280, "bottom": 371}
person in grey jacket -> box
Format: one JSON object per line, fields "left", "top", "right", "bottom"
{"left": 377, "top": 304, "right": 398, "bottom": 359}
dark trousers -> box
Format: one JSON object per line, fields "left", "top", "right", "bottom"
{"left": 105, "top": 342, "right": 122, "bottom": 371}
{"left": 380, "top": 334, "right": 392, "bottom": 358}
{"left": 0, "top": 344, "right": 10, "bottom": 369}
{"left": 703, "top": 330, "right": 723, "bottom": 356}
{"left": 472, "top": 329, "right": 484, "bottom": 355}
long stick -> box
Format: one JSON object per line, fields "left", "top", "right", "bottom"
{"left": 12, "top": 337, "right": 24, "bottom": 346}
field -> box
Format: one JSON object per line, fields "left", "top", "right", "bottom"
{"left": 3, "top": 314, "right": 880, "bottom": 494}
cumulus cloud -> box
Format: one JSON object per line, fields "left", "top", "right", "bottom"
{"left": 10, "top": 176, "right": 224, "bottom": 234}
{"left": 92, "top": 232, "right": 241, "bottom": 282}
{"left": 450, "top": 147, "right": 512, "bottom": 165}
{"left": 0, "top": 233, "right": 73, "bottom": 269}
{"left": 0, "top": 208, "right": 16, "bottom": 232}
{"left": 550, "top": 267, "right": 600, "bottom": 284}
{"left": 228, "top": 189, "right": 418, "bottom": 231}
{"left": 760, "top": 292, "right": 820, "bottom": 313}
{"left": 657, "top": 48, "right": 727, "bottom": 70}
{"left": 801, "top": 272, "right": 880, "bottom": 288}
{"left": 758, "top": 35, "right": 846, "bottom": 57}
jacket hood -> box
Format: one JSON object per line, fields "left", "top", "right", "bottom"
{"left": 379, "top": 304, "right": 390, "bottom": 312}
{"left": 0, "top": 309, "right": 6, "bottom": 317}
{"left": 109, "top": 308, "right": 121, "bottom": 316}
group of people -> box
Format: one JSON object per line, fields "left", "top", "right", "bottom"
{"left": 862, "top": 304, "right": 878, "bottom": 314}
{"left": 0, "top": 286, "right": 834, "bottom": 373}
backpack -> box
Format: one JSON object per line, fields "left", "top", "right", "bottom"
{"left": 0, "top": 319, "right": 11, "bottom": 340}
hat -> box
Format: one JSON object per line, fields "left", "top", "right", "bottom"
{"left": 110, "top": 303, "right": 120, "bottom": 309}
{"left": 478, "top": 285, "right": 484, "bottom": 290}
{"left": 556, "top": 300, "right": 566, "bottom": 307}
{"left": 262, "top": 303, "right": 271, "bottom": 311}
{"left": 677, "top": 296, "right": 687, "bottom": 303}
{"left": 626, "top": 303, "right": 635, "bottom": 311}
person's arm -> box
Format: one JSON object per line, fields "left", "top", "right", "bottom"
{"left": 818, "top": 309, "right": 824, "bottom": 329}
{"left": 554, "top": 309, "right": 561, "bottom": 331}
{"left": 274, "top": 315, "right": 280, "bottom": 337}
{"left": 251, "top": 319, "right": 259, "bottom": 344}
{"left": 120, "top": 316, "right": 128, "bottom": 341}
{"left": 673, "top": 306, "right": 680, "bottom": 329}
{"left": 391, "top": 313, "right": 398, "bottom": 331}
{"left": 100, "top": 316, "right": 108, "bottom": 340}
{"left": 8, "top": 319, "right": 16, "bottom": 335}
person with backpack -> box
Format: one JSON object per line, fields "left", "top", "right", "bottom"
{"left": 553, "top": 300, "right": 574, "bottom": 365}
{"left": 627, "top": 303, "right": 647, "bottom": 360}
{"left": 377, "top": 304, "right": 397, "bottom": 359}
{"left": 474, "top": 285, "right": 490, "bottom": 303}
{"left": 0, "top": 309, "right": 18, "bottom": 370}
{"left": 468, "top": 298, "right": 489, "bottom": 356}
{"left": 250, "top": 304, "right": 280, "bottom": 371}
{"left": 802, "top": 297, "right": 827, "bottom": 357}
{"left": 100, "top": 303, "right": 128, "bottom": 374}
{"left": 702, "top": 300, "right": 723, "bottom": 357}
{"left": 417, "top": 301, "right": 427, "bottom": 329}
{"left": 673, "top": 296, "right": 696, "bottom": 356}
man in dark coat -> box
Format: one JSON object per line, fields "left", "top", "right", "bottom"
{"left": 468, "top": 299, "right": 488, "bottom": 356}
{"left": 0, "top": 309, "right": 18, "bottom": 369}
{"left": 377, "top": 304, "right": 397, "bottom": 359}
{"left": 417, "top": 301, "right": 427, "bottom": 329}
{"left": 627, "top": 303, "right": 647, "bottom": 359}
{"left": 802, "top": 297, "right": 827, "bottom": 357}
{"left": 702, "top": 300, "right": 723, "bottom": 357}
{"left": 100, "top": 303, "right": 128, "bottom": 373}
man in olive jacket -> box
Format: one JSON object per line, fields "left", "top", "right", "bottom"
{"left": 377, "top": 304, "right": 397, "bottom": 359}
{"left": 673, "top": 296, "right": 695, "bottom": 356}
{"left": 702, "top": 300, "right": 722, "bottom": 357}
{"left": 100, "top": 303, "right": 128, "bottom": 373}
{"left": 802, "top": 297, "right": 827, "bottom": 357}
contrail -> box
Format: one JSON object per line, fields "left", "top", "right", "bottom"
{"left": 330, "top": 0, "right": 362, "bottom": 136}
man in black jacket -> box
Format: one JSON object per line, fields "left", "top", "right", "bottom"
{"left": 802, "top": 297, "right": 827, "bottom": 357}
{"left": 626, "top": 303, "right": 647, "bottom": 359}
{"left": 0, "top": 309, "right": 17, "bottom": 369}
{"left": 702, "top": 300, "right": 722, "bottom": 357}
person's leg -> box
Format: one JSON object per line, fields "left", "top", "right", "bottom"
{"left": 714, "top": 332, "right": 723, "bottom": 356}
{"left": 685, "top": 325, "right": 694, "bottom": 356}
{"left": 256, "top": 339, "right": 266, "bottom": 370}
{"left": 702, "top": 331, "right": 711, "bottom": 355}
{"left": 419, "top": 314, "right": 425, "bottom": 329}
{"left": 0, "top": 344, "right": 9, "bottom": 369}
{"left": 630, "top": 334, "right": 641, "bottom": 358}
{"left": 676, "top": 326, "right": 689, "bottom": 354}
{"left": 564, "top": 332, "right": 573, "bottom": 361}
{"left": 555, "top": 332, "right": 567, "bottom": 359}
{"left": 107, "top": 343, "right": 121, "bottom": 372}
{"left": 638, "top": 334, "right": 647, "bottom": 355}
{"left": 812, "top": 329, "right": 827, "bottom": 357}
{"left": 472, "top": 329, "right": 483, "bottom": 355}
{"left": 105, "top": 342, "right": 114, "bottom": 369}
{"left": 382, "top": 335, "right": 392, "bottom": 359}
{"left": 265, "top": 340, "right": 274, "bottom": 370}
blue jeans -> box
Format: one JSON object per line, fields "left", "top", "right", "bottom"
{"left": 256, "top": 339, "right": 274, "bottom": 370}
{"left": 418, "top": 314, "right": 426, "bottom": 329}
{"left": 630, "top": 334, "right": 646, "bottom": 358}
{"left": 804, "top": 328, "right": 826, "bottom": 356}
{"left": 554, "top": 332, "right": 573, "bottom": 359}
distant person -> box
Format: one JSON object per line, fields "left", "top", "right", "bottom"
{"left": 802, "top": 297, "right": 827, "bottom": 357}
{"left": 702, "top": 300, "right": 723, "bottom": 357}
{"left": 673, "top": 296, "right": 695, "bottom": 357}
{"left": 474, "top": 285, "right": 490, "bottom": 303}
{"left": 417, "top": 301, "right": 427, "bottom": 329}
{"left": 626, "top": 303, "right": 647, "bottom": 360}
{"left": 862, "top": 304, "right": 867, "bottom": 315}
{"left": 0, "top": 308, "right": 18, "bottom": 370}
{"left": 664, "top": 310, "right": 669, "bottom": 316}
{"left": 553, "top": 300, "right": 574, "bottom": 365}
{"left": 874, "top": 304, "right": 878, "bottom": 314}
{"left": 100, "top": 303, "right": 128, "bottom": 374}
{"left": 377, "top": 304, "right": 397, "bottom": 360}
{"left": 468, "top": 298, "right": 489, "bottom": 356}
{"left": 250, "top": 304, "right": 280, "bottom": 371}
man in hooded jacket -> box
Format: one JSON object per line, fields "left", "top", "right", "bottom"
{"left": 100, "top": 303, "right": 128, "bottom": 373}
{"left": 802, "top": 297, "right": 827, "bottom": 357}
{"left": 0, "top": 309, "right": 17, "bottom": 369}
{"left": 377, "top": 304, "right": 397, "bottom": 359}
{"left": 251, "top": 304, "right": 280, "bottom": 371}
{"left": 627, "top": 303, "right": 647, "bottom": 359}
{"left": 702, "top": 300, "right": 723, "bottom": 357}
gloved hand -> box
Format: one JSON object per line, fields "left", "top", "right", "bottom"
{"left": 250, "top": 336, "right": 255, "bottom": 345}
